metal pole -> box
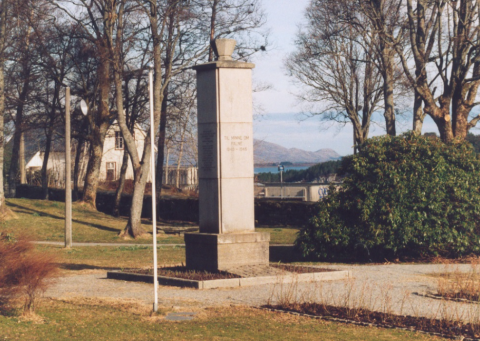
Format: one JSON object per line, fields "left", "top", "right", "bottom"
{"left": 149, "top": 69, "right": 158, "bottom": 313}
{"left": 280, "top": 168, "right": 283, "bottom": 199}
{"left": 65, "top": 87, "right": 72, "bottom": 248}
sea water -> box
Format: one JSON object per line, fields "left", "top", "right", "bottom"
{"left": 254, "top": 166, "right": 310, "bottom": 174}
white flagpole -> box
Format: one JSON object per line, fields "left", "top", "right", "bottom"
{"left": 149, "top": 67, "right": 158, "bottom": 312}
{"left": 65, "top": 87, "right": 72, "bottom": 248}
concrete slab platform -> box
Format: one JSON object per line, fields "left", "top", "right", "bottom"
{"left": 106, "top": 267, "right": 351, "bottom": 290}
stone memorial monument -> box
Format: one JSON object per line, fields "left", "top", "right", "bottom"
{"left": 185, "top": 39, "right": 270, "bottom": 272}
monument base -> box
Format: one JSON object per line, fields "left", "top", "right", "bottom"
{"left": 184, "top": 232, "right": 270, "bottom": 272}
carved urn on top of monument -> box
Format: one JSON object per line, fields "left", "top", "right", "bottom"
{"left": 185, "top": 39, "right": 270, "bottom": 272}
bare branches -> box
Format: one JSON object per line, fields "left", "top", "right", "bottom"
{"left": 287, "top": 0, "right": 383, "bottom": 147}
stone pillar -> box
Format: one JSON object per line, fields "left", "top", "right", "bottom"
{"left": 185, "top": 39, "right": 269, "bottom": 272}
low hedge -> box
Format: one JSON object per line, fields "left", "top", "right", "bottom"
{"left": 15, "top": 184, "right": 313, "bottom": 226}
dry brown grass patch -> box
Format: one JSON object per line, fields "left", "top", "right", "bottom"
{"left": 432, "top": 260, "right": 480, "bottom": 302}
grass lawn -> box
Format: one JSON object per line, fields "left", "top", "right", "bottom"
{"left": 2, "top": 199, "right": 299, "bottom": 245}
{"left": 37, "top": 245, "right": 186, "bottom": 271}
{"left": 0, "top": 301, "right": 443, "bottom": 341}
{"left": 256, "top": 227, "right": 298, "bottom": 244}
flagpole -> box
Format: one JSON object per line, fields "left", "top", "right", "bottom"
{"left": 149, "top": 67, "right": 158, "bottom": 313}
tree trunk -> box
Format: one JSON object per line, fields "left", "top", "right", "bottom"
{"left": 155, "top": 85, "right": 168, "bottom": 197}
{"left": 164, "top": 146, "right": 170, "bottom": 185}
{"left": 73, "top": 139, "right": 83, "bottom": 200}
{"left": 8, "top": 13, "right": 31, "bottom": 198}
{"left": 8, "top": 88, "right": 28, "bottom": 197}
{"left": 81, "top": 55, "right": 111, "bottom": 208}
{"left": 175, "top": 143, "right": 184, "bottom": 188}
{"left": 0, "top": 0, "right": 7, "bottom": 217}
{"left": 82, "top": 137, "right": 102, "bottom": 207}
{"left": 113, "top": 148, "right": 129, "bottom": 217}
{"left": 82, "top": 122, "right": 108, "bottom": 208}
{"left": 431, "top": 107, "right": 454, "bottom": 142}
{"left": 452, "top": 103, "right": 469, "bottom": 140}
{"left": 175, "top": 123, "right": 187, "bottom": 188}
{"left": 383, "top": 49, "right": 396, "bottom": 136}
{"left": 208, "top": 0, "right": 219, "bottom": 62}
{"left": 113, "top": 1, "right": 150, "bottom": 237}
{"left": 0, "top": 74, "right": 4, "bottom": 212}
{"left": 41, "top": 122, "right": 54, "bottom": 199}
{"left": 8, "top": 124, "right": 22, "bottom": 197}
{"left": 42, "top": 82, "right": 61, "bottom": 199}
{"left": 124, "top": 158, "right": 150, "bottom": 237}
{"left": 451, "top": 70, "right": 480, "bottom": 139}
{"left": 120, "top": 0, "right": 177, "bottom": 237}
{"left": 412, "top": 90, "right": 424, "bottom": 134}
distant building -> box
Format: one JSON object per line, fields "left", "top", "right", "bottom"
{"left": 25, "top": 121, "right": 198, "bottom": 188}
{"left": 163, "top": 166, "right": 198, "bottom": 189}
{"left": 255, "top": 183, "right": 335, "bottom": 202}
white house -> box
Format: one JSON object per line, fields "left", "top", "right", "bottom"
{"left": 25, "top": 121, "right": 198, "bottom": 188}
{"left": 100, "top": 121, "right": 150, "bottom": 181}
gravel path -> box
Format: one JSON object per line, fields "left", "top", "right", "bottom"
{"left": 45, "top": 263, "right": 480, "bottom": 322}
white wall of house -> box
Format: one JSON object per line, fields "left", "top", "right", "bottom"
{"left": 99, "top": 122, "right": 151, "bottom": 182}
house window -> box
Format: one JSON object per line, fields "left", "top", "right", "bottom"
{"left": 115, "top": 131, "right": 123, "bottom": 149}
{"left": 106, "top": 162, "right": 116, "bottom": 181}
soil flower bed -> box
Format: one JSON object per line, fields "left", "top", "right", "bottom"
{"left": 129, "top": 266, "right": 241, "bottom": 281}
{"left": 271, "top": 264, "right": 335, "bottom": 274}
{"left": 431, "top": 291, "right": 480, "bottom": 302}
{"left": 265, "top": 302, "right": 480, "bottom": 339}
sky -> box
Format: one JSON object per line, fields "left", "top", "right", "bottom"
{"left": 250, "top": 0, "right": 441, "bottom": 156}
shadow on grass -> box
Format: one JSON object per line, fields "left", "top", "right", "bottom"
{"left": 57, "top": 263, "right": 123, "bottom": 271}
{"left": 7, "top": 202, "right": 120, "bottom": 233}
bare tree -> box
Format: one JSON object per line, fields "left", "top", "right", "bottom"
{"left": 113, "top": 65, "right": 149, "bottom": 217}
{"left": 154, "top": 0, "right": 268, "bottom": 196}
{"left": 29, "top": 4, "right": 76, "bottom": 199}
{"left": 397, "top": 0, "right": 480, "bottom": 141}
{"left": 359, "top": 0, "right": 406, "bottom": 136}
{"left": 117, "top": 0, "right": 193, "bottom": 238}
{"left": 287, "top": 0, "right": 383, "bottom": 150}
{"left": 49, "top": 0, "right": 121, "bottom": 208}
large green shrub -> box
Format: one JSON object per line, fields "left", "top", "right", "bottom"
{"left": 296, "top": 132, "right": 480, "bottom": 261}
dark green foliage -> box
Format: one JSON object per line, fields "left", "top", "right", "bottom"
{"left": 296, "top": 133, "right": 480, "bottom": 261}
{"left": 256, "top": 160, "right": 342, "bottom": 183}
{"left": 256, "top": 171, "right": 280, "bottom": 182}
{"left": 466, "top": 133, "right": 480, "bottom": 154}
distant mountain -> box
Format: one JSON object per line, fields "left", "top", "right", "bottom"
{"left": 253, "top": 139, "right": 341, "bottom": 164}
